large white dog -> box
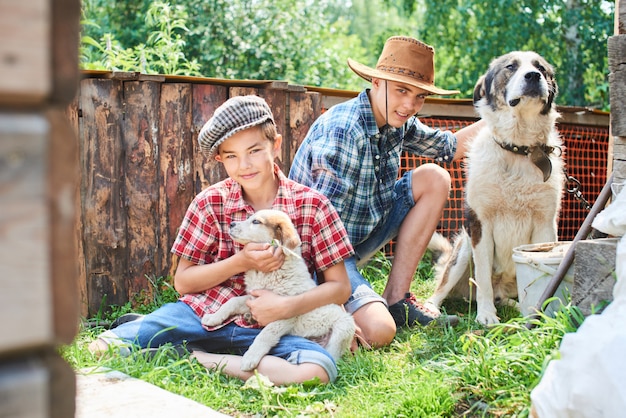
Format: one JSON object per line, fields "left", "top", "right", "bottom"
{"left": 201, "top": 209, "right": 355, "bottom": 371}
{"left": 425, "top": 51, "right": 565, "bottom": 325}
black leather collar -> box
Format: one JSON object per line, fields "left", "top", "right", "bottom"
{"left": 493, "top": 137, "right": 559, "bottom": 182}
{"left": 493, "top": 138, "right": 556, "bottom": 156}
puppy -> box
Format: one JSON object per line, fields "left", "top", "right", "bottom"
{"left": 201, "top": 209, "right": 355, "bottom": 371}
{"left": 425, "top": 51, "right": 565, "bottom": 325}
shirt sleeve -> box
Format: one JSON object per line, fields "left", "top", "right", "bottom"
{"left": 171, "top": 197, "right": 219, "bottom": 265}
{"left": 402, "top": 117, "right": 457, "bottom": 163}
{"left": 309, "top": 197, "right": 354, "bottom": 272}
{"left": 292, "top": 124, "right": 358, "bottom": 216}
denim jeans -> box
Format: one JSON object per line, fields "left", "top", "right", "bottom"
{"left": 344, "top": 170, "right": 415, "bottom": 314}
{"left": 99, "top": 301, "right": 337, "bottom": 381}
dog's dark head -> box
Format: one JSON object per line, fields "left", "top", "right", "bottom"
{"left": 229, "top": 209, "right": 301, "bottom": 250}
{"left": 473, "top": 51, "right": 557, "bottom": 116}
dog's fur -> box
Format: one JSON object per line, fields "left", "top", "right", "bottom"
{"left": 201, "top": 209, "right": 355, "bottom": 371}
{"left": 425, "top": 51, "right": 565, "bottom": 325}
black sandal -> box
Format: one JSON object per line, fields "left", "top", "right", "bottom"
{"left": 109, "top": 313, "right": 144, "bottom": 329}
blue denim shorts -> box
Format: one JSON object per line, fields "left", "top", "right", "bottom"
{"left": 344, "top": 170, "right": 415, "bottom": 314}
{"left": 99, "top": 301, "right": 338, "bottom": 381}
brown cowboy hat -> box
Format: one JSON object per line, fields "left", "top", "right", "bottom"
{"left": 348, "top": 36, "right": 459, "bottom": 96}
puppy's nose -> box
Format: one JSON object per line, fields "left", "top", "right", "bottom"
{"left": 230, "top": 222, "right": 236, "bottom": 228}
{"left": 525, "top": 71, "right": 541, "bottom": 82}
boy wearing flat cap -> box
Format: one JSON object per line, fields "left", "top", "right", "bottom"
{"left": 290, "top": 36, "right": 484, "bottom": 346}
{"left": 89, "top": 95, "right": 354, "bottom": 385}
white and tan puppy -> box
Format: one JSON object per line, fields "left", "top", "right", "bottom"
{"left": 425, "top": 51, "right": 565, "bottom": 325}
{"left": 202, "top": 209, "right": 355, "bottom": 371}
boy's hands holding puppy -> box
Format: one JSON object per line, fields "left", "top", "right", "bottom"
{"left": 241, "top": 242, "right": 285, "bottom": 273}
{"left": 173, "top": 242, "right": 284, "bottom": 295}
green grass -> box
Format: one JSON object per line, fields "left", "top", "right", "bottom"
{"left": 62, "top": 252, "right": 583, "bottom": 417}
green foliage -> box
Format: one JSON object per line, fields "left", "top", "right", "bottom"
{"left": 418, "top": 0, "right": 613, "bottom": 110}
{"left": 89, "top": 275, "right": 180, "bottom": 325}
{"left": 80, "top": 0, "right": 612, "bottom": 109}
{"left": 182, "top": 0, "right": 368, "bottom": 89}
{"left": 80, "top": 0, "right": 201, "bottom": 75}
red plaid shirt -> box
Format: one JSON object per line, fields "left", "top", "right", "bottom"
{"left": 172, "top": 165, "right": 354, "bottom": 330}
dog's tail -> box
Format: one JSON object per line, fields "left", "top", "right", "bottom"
{"left": 427, "top": 232, "right": 453, "bottom": 263}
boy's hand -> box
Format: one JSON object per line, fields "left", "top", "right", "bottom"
{"left": 246, "top": 289, "right": 292, "bottom": 326}
{"left": 242, "top": 242, "right": 285, "bottom": 272}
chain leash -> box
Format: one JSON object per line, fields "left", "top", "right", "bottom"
{"left": 563, "top": 168, "right": 591, "bottom": 210}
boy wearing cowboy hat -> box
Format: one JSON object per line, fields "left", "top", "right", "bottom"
{"left": 289, "top": 36, "right": 484, "bottom": 346}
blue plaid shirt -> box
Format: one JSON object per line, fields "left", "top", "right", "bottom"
{"left": 289, "top": 90, "right": 457, "bottom": 246}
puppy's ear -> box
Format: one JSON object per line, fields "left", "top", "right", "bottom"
{"left": 276, "top": 221, "right": 301, "bottom": 250}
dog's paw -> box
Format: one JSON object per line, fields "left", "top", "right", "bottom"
{"left": 476, "top": 311, "right": 500, "bottom": 325}
{"left": 201, "top": 314, "right": 220, "bottom": 327}
{"left": 241, "top": 351, "right": 262, "bottom": 372}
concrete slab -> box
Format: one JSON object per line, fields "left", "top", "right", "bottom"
{"left": 75, "top": 368, "right": 231, "bottom": 418}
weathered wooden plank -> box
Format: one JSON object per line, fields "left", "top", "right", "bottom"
{"left": 0, "top": 351, "right": 76, "bottom": 418}
{"left": 0, "top": 114, "right": 53, "bottom": 351}
{"left": 257, "top": 88, "right": 288, "bottom": 173}
{"left": 192, "top": 84, "right": 228, "bottom": 191}
{"left": 123, "top": 81, "right": 160, "bottom": 300}
{"left": 44, "top": 348, "right": 77, "bottom": 418}
{"left": 78, "top": 79, "right": 128, "bottom": 316}
{"left": 0, "top": 358, "right": 49, "bottom": 416}
{"left": 229, "top": 87, "right": 259, "bottom": 98}
{"left": 50, "top": 0, "right": 80, "bottom": 105}
{"left": 158, "top": 83, "right": 194, "bottom": 280}
{"left": 0, "top": 0, "right": 50, "bottom": 104}
{"left": 47, "top": 108, "right": 80, "bottom": 343}
{"left": 66, "top": 90, "right": 89, "bottom": 318}
{"left": 286, "top": 91, "right": 321, "bottom": 174}
{"left": 617, "top": 0, "right": 626, "bottom": 35}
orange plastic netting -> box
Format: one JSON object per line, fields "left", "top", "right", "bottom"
{"left": 385, "top": 118, "right": 610, "bottom": 256}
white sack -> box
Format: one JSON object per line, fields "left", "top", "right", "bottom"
{"left": 530, "top": 186, "right": 626, "bottom": 418}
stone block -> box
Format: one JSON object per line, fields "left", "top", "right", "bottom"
{"left": 572, "top": 238, "right": 619, "bottom": 315}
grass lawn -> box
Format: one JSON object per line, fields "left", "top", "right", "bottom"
{"left": 62, "top": 252, "right": 581, "bottom": 417}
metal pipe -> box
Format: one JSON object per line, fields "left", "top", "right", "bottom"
{"left": 525, "top": 172, "right": 615, "bottom": 328}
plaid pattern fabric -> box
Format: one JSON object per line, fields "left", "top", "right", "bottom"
{"left": 172, "top": 165, "right": 354, "bottom": 330}
{"left": 289, "top": 90, "right": 457, "bottom": 246}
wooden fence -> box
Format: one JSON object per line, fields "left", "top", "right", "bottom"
{"left": 69, "top": 72, "right": 611, "bottom": 318}
{"left": 68, "top": 74, "right": 322, "bottom": 316}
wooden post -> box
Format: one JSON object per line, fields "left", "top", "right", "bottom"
{"left": 0, "top": 0, "right": 81, "bottom": 415}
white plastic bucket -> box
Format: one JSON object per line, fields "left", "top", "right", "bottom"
{"left": 512, "top": 241, "right": 574, "bottom": 317}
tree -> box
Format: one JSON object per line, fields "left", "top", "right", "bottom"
{"left": 182, "top": 0, "right": 367, "bottom": 89}
{"left": 80, "top": 0, "right": 200, "bottom": 75}
{"left": 80, "top": 0, "right": 613, "bottom": 109}
{"left": 416, "top": 0, "right": 612, "bottom": 109}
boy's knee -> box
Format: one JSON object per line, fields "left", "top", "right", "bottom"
{"left": 364, "top": 322, "right": 396, "bottom": 348}
{"left": 412, "top": 165, "right": 451, "bottom": 200}
{"left": 413, "top": 164, "right": 451, "bottom": 188}
{"left": 353, "top": 302, "right": 396, "bottom": 348}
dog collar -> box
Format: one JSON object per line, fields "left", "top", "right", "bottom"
{"left": 493, "top": 138, "right": 558, "bottom": 182}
